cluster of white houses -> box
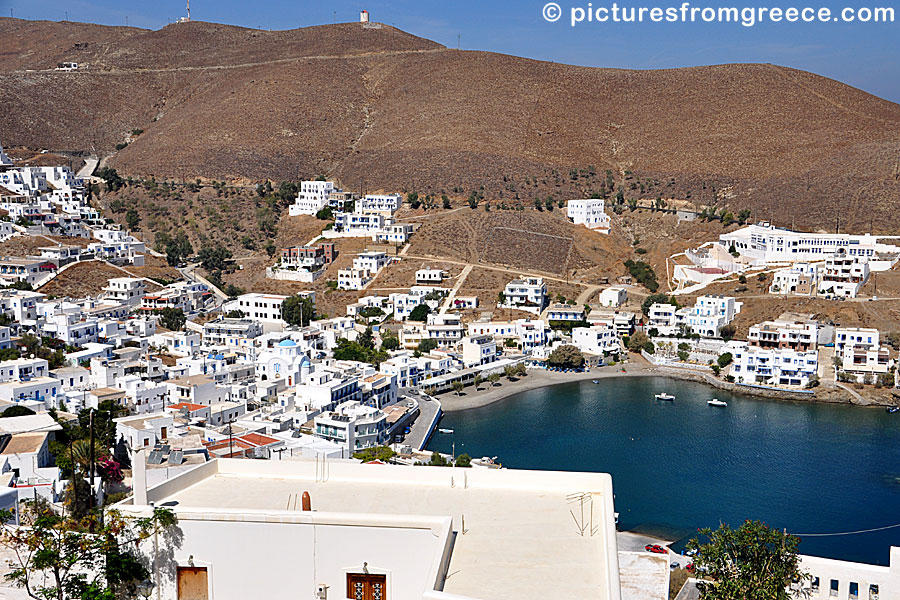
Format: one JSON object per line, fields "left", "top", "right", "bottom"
{"left": 0, "top": 140, "right": 146, "bottom": 288}
{"left": 1, "top": 161, "right": 899, "bottom": 597}
{"left": 675, "top": 222, "right": 900, "bottom": 295}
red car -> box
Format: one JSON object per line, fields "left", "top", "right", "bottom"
{"left": 685, "top": 563, "right": 695, "bottom": 573}
{"left": 644, "top": 544, "right": 667, "bottom": 554}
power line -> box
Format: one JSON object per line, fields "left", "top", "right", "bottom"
{"left": 790, "top": 522, "right": 900, "bottom": 537}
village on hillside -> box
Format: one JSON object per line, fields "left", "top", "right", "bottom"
{"left": 2, "top": 80, "right": 900, "bottom": 596}
{"left": 1, "top": 129, "right": 899, "bottom": 491}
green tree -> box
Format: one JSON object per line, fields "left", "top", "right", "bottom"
{"left": 353, "top": 446, "right": 395, "bottom": 462}
{"left": 265, "top": 242, "right": 277, "bottom": 257}
{"left": 0, "top": 347, "right": 20, "bottom": 361}
{"left": 547, "top": 345, "right": 585, "bottom": 369}
{"left": 198, "top": 245, "right": 232, "bottom": 272}
{"left": 381, "top": 335, "right": 400, "bottom": 351}
{"left": 95, "top": 166, "right": 124, "bottom": 192}
{"left": 451, "top": 381, "right": 464, "bottom": 396}
{"left": 283, "top": 295, "right": 315, "bottom": 327}
{"left": 163, "top": 230, "right": 193, "bottom": 266}
{"left": 157, "top": 308, "right": 186, "bottom": 332}
{"left": 473, "top": 374, "right": 483, "bottom": 390}
{"left": 626, "top": 330, "right": 651, "bottom": 353}
{"left": 720, "top": 324, "right": 736, "bottom": 341}
{"left": 442, "top": 195, "right": 451, "bottom": 209}
{"left": 717, "top": 352, "right": 734, "bottom": 369}
{"left": 686, "top": 520, "right": 806, "bottom": 600}
{"left": 427, "top": 452, "right": 449, "bottom": 467}
{"left": 417, "top": 338, "right": 438, "bottom": 354}
{"left": 455, "top": 453, "right": 472, "bottom": 468}
{"left": 124, "top": 209, "right": 140, "bottom": 230}
{"left": 488, "top": 373, "right": 501, "bottom": 386}
{"left": 624, "top": 259, "right": 659, "bottom": 292}
{"left": 1, "top": 405, "right": 35, "bottom": 418}
{"left": 408, "top": 304, "right": 431, "bottom": 322}
{"left": 358, "top": 327, "right": 375, "bottom": 351}
{"left": 0, "top": 501, "right": 177, "bottom": 600}
{"left": 407, "top": 192, "right": 421, "bottom": 209}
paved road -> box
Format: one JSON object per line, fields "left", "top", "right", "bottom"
{"left": 76, "top": 156, "right": 98, "bottom": 178}
{"left": 403, "top": 394, "right": 441, "bottom": 450}
{"left": 441, "top": 264, "right": 473, "bottom": 314}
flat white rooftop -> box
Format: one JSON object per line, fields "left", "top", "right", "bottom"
{"left": 121, "top": 458, "right": 620, "bottom": 600}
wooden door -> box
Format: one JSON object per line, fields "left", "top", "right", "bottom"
{"left": 177, "top": 566, "right": 209, "bottom": 600}
{"left": 347, "top": 573, "right": 386, "bottom": 600}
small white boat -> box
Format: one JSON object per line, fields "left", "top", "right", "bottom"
{"left": 708, "top": 399, "right": 728, "bottom": 407}
{"left": 654, "top": 393, "right": 675, "bottom": 402}
{"left": 438, "top": 428, "right": 455, "bottom": 434}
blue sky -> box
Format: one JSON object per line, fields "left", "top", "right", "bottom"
{"left": 6, "top": 0, "right": 899, "bottom": 102}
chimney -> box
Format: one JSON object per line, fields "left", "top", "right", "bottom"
{"left": 132, "top": 446, "right": 148, "bottom": 505}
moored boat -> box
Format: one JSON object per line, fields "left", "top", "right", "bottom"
{"left": 708, "top": 399, "right": 728, "bottom": 407}
{"left": 654, "top": 393, "right": 675, "bottom": 402}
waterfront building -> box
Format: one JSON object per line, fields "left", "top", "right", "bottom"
{"left": 728, "top": 341, "right": 819, "bottom": 388}
{"left": 835, "top": 327, "right": 893, "bottom": 383}
{"left": 748, "top": 314, "right": 818, "bottom": 351}
{"left": 588, "top": 310, "right": 636, "bottom": 336}
{"left": 314, "top": 401, "right": 389, "bottom": 452}
{"left": 426, "top": 313, "right": 465, "bottom": 348}
{"left": 572, "top": 325, "right": 621, "bottom": 357}
{"left": 461, "top": 334, "right": 498, "bottom": 368}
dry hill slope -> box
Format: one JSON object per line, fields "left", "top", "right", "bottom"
{"left": 1, "top": 18, "right": 899, "bottom": 231}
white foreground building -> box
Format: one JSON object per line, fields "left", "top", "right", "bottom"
{"left": 116, "top": 458, "right": 622, "bottom": 600}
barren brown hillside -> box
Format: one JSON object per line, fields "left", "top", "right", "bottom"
{"left": 2, "top": 18, "right": 900, "bottom": 231}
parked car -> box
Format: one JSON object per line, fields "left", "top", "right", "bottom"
{"left": 644, "top": 544, "right": 667, "bottom": 554}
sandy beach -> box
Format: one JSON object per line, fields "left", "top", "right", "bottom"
{"left": 438, "top": 360, "right": 656, "bottom": 412}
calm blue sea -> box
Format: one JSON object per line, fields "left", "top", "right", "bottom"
{"left": 426, "top": 376, "right": 900, "bottom": 565}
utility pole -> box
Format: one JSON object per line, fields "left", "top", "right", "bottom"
{"left": 457, "top": 34, "right": 461, "bottom": 50}
{"left": 89, "top": 408, "right": 95, "bottom": 529}
{"left": 228, "top": 420, "right": 234, "bottom": 458}
{"left": 68, "top": 437, "right": 75, "bottom": 519}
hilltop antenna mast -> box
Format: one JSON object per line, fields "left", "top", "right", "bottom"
{"left": 187, "top": 0, "right": 191, "bottom": 21}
